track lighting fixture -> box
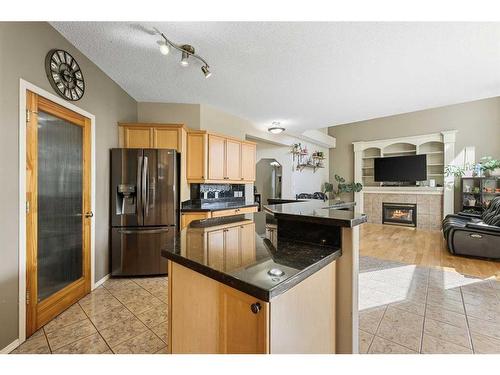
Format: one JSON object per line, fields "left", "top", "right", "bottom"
{"left": 153, "top": 27, "right": 212, "bottom": 78}
{"left": 268, "top": 122, "right": 285, "bottom": 134}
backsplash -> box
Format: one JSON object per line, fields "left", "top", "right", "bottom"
{"left": 190, "top": 184, "right": 245, "bottom": 202}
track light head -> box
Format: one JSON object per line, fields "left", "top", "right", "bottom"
{"left": 180, "top": 45, "right": 195, "bottom": 67}
{"left": 157, "top": 40, "right": 170, "bottom": 55}
{"left": 201, "top": 65, "right": 212, "bottom": 78}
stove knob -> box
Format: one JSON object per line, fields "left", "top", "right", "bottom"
{"left": 250, "top": 302, "right": 261, "bottom": 314}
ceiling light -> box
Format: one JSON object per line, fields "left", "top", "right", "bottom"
{"left": 157, "top": 40, "right": 170, "bottom": 55}
{"left": 180, "top": 52, "right": 189, "bottom": 67}
{"left": 201, "top": 65, "right": 212, "bottom": 78}
{"left": 153, "top": 28, "right": 212, "bottom": 78}
{"left": 268, "top": 122, "right": 285, "bottom": 134}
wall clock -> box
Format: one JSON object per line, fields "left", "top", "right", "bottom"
{"left": 45, "top": 49, "right": 85, "bottom": 101}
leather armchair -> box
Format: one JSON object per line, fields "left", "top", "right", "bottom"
{"left": 442, "top": 196, "right": 500, "bottom": 259}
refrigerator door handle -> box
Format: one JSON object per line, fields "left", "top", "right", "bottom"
{"left": 117, "top": 228, "right": 170, "bottom": 234}
{"left": 136, "top": 156, "right": 143, "bottom": 222}
{"left": 142, "top": 156, "right": 149, "bottom": 217}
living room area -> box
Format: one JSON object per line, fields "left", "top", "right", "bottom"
{"left": 328, "top": 97, "right": 500, "bottom": 354}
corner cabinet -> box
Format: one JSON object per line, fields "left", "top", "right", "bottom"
{"left": 187, "top": 130, "right": 256, "bottom": 183}
{"left": 118, "top": 123, "right": 184, "bottom": 152}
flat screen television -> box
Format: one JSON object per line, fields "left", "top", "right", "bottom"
{"left": 374, "top": 154, "right": 427, "bottom": 182}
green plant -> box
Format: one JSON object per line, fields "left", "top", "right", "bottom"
{"left": 444, "top": 164, "right": 468, "bottom": 178}
{"left": 479, "top": 157, "right": 500, "bottom": 172}
{"left": 323, "top": 175, "right": 363, "bottom": 199}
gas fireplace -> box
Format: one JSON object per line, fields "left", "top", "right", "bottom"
{"left": 382, "top": 203, "right": 417, "bottom": 227}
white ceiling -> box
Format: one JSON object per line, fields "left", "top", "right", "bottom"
{"left": 51, "top": 22, "right": 500, "bottom": 132}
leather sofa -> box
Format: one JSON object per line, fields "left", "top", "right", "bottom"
{"left": 442, "top": 196, "right": 500, "bottom": 259}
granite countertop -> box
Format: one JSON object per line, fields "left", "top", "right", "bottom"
{"left": 264, "top": 199, "right": 367, "bottom": 227}
{"left": 161, "top": 212, "right": 341, "bottom": 301}
{"left": 181, "top": 201, "right": 259, "bottom": 212}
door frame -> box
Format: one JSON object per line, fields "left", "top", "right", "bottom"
{"left": 18, "top": 79, "right": 96, "bottom": 345}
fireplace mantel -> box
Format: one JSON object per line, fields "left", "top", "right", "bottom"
{"left": 363, "top": 186, "right": 444, "bottom": 195}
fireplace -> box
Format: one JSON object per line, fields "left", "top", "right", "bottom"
{"left": 382, "top": 203, "right": 417, "bottom": 227}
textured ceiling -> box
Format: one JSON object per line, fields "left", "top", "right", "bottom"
{"left": 51, "top": 22, "right": 500, "bottom": 131}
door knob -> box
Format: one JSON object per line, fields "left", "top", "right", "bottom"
{"left": 85, "top": 211, "right": 94, "bottom": 218}
{"left": 250, "top": 302, "right": 261, "bottom": 314}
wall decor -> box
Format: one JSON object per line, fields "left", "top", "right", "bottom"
{"left": 45, "top": 49, "right": 85, "bottom": 101}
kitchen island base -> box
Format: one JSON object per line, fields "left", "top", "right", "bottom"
{"left": 167, "top": 260, "right": 336, "bottom": 354}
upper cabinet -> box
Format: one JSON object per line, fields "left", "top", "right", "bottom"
{"left": 187, "top": 130, "right": 256, "bottom": 183}
{"left": 118, "top": 123, "right": 183, "bottom": 151}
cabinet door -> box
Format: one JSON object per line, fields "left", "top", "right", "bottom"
{"left": 208, "top": 134, "right": 226, "bottom": 180}
{"left": 207, "top": 229, "right": 224, "bottom": 270}
{"left": 240, "top": 223, "right": 256, "bottom": 266}
{"left": 187, "top": 133, "right": 206, "bottom": 180}
{"left": 124, "top": 127, "right": 152, "bottom": 148}
{"left": 219, "top": 285, "right": 269, "bottom": 353}
{"left": 241, "top": 143, "right": 256, "bottom": 181}
{"left": 153, "top": 128, "right": 179, "bottom": 150}
{"left": 224, "top": 227, "right": 240, "bottom": 270}
{"left": 225, "top": 139, "right": 241, "bottom": 180}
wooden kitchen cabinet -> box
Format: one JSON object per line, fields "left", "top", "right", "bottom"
{"left": 186, "top": 131, "right": 207, "bottom": 180}
{"left": 218, "top": 284, "right": 269, "bottom": 354}
{"left": 208, "top": 134, "right": 226, "bottom": 180}
{"left": 225, "top": 139, "right": 241, "bottom": 180}
{"left": 240, "top": 223, "right": 256, "bottom": 265}
{"left": 118, "top": 123, "right": 184, "bottom": 151}
{"left": 207, "top": 229, "right": 225, "bottom": 269}
{"left": 210, "top": 206, "right": 258, "bottom": 218}
{"left": 122, "top": 126, "right": 152, "bottom": 148}
{"left": 186, "top": 130, "right": 256, "bottom": 183}
{"left": 241, "top": 142, "right": 256, "bottom": 181}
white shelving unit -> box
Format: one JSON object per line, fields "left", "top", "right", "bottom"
{"left": 353, "top": 131, "right": 457, "bottom": 217}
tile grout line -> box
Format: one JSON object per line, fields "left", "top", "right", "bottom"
{"left": 78, "top": 300, "right": 115, "bottom": 354}
{"left": 42, "top": 327, "right": 53, "bottom": 354}
{"left": 418, "top": 272, "right": 430, "bottom": 354}
{"left": 459, "top": 287, "right": 476, "bottom": 354}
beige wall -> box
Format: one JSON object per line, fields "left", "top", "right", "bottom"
{"left": 328, "top": 97, "right": 500, "bottom": 207}
{"left": 137, "top": 102, "right": 200, "bottom": 129}
{"left": 0, "top": 22, "right": 137, "bottom": 349}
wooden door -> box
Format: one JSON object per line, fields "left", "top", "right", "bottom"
{"left": 26, "top": 91, "right": 92, "bottom": 336}
{"left": 123, "top": 126, "right": 152, "bottom": 148}
{"left": 218, "top": 285, "right": 269, "bottom": 353}
{"left": 223, "top": 227, "right": 240, "bottom": 270}
{"left": 187, "top": 132, "right": 206, "bottom": 180}
{"left": 225, "top": 139, "right": 241, "bottom": 180}
{"left": 207, "top": 229, "right": 224, "bottom": 270}
{"left": 153, "top": 127, "right": 179, "bottom": 150}
{"left": 208, "top": 134, "right": 226, "bottom": 180}
{"left": 240, "top": 223, "right": 256, "bottom": 266}
{"left": 241, "top": 143, "right": 256, "bottom": 181}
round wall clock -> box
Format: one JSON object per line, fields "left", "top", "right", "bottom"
{"left": 45, "top": 49, "right": 85, "bottom": 101}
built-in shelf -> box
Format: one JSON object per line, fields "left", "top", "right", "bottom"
{"left": 383, "top": 150, "right": 416, "bottom": 155}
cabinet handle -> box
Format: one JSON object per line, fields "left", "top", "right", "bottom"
{"left": 250, "top": 302, "right": 261, "bottom": 314}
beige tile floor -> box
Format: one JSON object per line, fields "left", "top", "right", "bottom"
{"left": 359, "top": 256, "right": 500, "bottom": 354}
{"left": 11, "top": 277, "right": 168, "bottom": 354}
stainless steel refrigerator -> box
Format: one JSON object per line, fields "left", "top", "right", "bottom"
{"left": 110, "top": 148, "right": 177, "bottom": 276}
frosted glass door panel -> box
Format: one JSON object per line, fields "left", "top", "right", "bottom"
{"left": 37, "top": 111, "right": 83, "bottom": 302}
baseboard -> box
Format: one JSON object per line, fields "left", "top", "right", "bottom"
{"left": 1, "top": 339, "right": 19, "bottom": 354}
{"left": 93, "top": 273, "right": 110, "bottom": 289}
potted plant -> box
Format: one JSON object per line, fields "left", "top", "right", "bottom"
{"left": 479, "top": 157, "right": 500, "bottom": 177}
{"left": 323, "top": 175, "right": 363, "bottom": 201}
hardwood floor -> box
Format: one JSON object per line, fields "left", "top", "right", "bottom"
{"left": 360, "top": 223, "right": 500, "bottom": 280}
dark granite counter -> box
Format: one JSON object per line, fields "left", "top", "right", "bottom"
{"left": 161, "top": 212, "right": 341, "bottom": 301}
{"left": 264, "top": 199, "right": 366, "bottom": 227}
{"left": 181, "top": 201, "right": 259, "bottom": 212}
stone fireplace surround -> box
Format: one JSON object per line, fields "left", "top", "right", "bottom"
{"left": 363, "top": 189, "right": 443, "bottom": 231}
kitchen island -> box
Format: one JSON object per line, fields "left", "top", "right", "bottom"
{"left": 162, "top": 200, "right": 366, "bottom": 354}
